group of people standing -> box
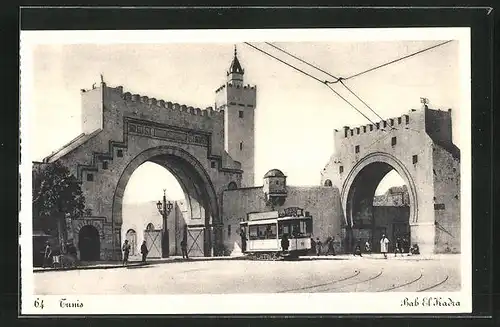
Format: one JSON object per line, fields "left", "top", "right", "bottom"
{"left": 365, "top": 234, "right": 419, "bottom": 258}
{"left": 121, "top": 240, "right": 150, "bottom": 266}
{"left": 121, "top": 238, "right": 190, "bottom": 265}
{"left": 42, "top": 240, "right": 79, "bottom": 268}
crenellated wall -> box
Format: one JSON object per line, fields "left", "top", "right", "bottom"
{"left": 40, "top": 81, "right": 245, "bottom": 260}
{"left": 321, "top": 106, "right": 461, "bottom": 254}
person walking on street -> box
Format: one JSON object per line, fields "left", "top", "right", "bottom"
{"left": 364, "top": 240, "right": 372, "bottom": 255}
{"left": 315, "top": 238, "right": 322, "bottom": 256}
{"left": 328, "top": 236, "right": 336, "bottom": 256}
{"left": 353, "top": 239, "right": 363, "bottom": 257}
{"left": 43, "top": 241, "right": 52, "bottom": 268}
{"left": 394, "top": 237, "right": 403, "bottom": 257}
{"left": 181, "top": 239, "right": 189, "bottom": 259}
{"left": 380, "top": 234, "right": 390, "bottom": 259}
{"left": 140, "top": 240, "right": 148, "bottom": 263}
{"left": 281, "top": 234, "right": 290, "bottom": 255}
{"left": 122, "top": 240, "right": 131, "bottom": 266}
{"left": 240, "top": 228, "right": 247, "bottom": 253}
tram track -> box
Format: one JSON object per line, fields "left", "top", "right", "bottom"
{"left": 278, "top": 270, "right": 361, "bottom": 293}
{"left": 318, "top": 270, "right": 384, "bottom": 293}
{"left": 417, "top": 275, "right": 449, "bottom": 292}
{"left": 375, "top": 272, "right": 423, "bottom": 292}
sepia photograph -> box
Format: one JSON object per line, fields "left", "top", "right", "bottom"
{"left": 20, "top": 27, "right": 471, "bottom": 314}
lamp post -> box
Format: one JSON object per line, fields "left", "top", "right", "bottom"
{"left": 156, "top": 189, "right": 173, "bottom": 258}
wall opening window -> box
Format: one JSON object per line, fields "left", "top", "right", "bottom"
{"left": 239, "top": 142, "right": 243, "bottom": 150}
{"left": 117, "top": 149, "right": 123, "bottom": 157}
{"left": 412, "top": 155, "right": 418, "bottom": 164}
{"left": 228, "top": 225, "right": 231, "bottom": 237}
{"left": 239, "top": 110, "right": 244, "bottom": 118}
{"left": 87, "top": 173, "right": 94, "bottom": 182}
{"left": 398, "top": 117, "right": 402, "bottom": 124}
{"left": 324, "top": 179, "right": 332, "bottom": 187}
{"left": 340, "top": 166, "right": 344, "bottom": 173}
{"left": 102, "top": 161, "right": 108, "bottom": 170}
{"left": 391, "top": 137, "right": 397, "bottom": 146}
{"left": 211, "top": 161, "right": 216, "bottom": 168}
{"left": 355, "top": 145, "right": 360, "bottom": 153}
{"left": 405, "top": 115, "right": 410, "bottom": 124}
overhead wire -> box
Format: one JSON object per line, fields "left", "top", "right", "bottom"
{"left": 244, "top": 42, "right": 377, "bottom": 126}
{"left": 265, "top": 42, "right": 340, "bottom": 83}
{"left": 341, "top": 40, "right": 453, "bottom": 81}
{"left": 264, "top": 42, "right": 394, "bottom": 129}
{"left": 245, "top": 40, "right": 452, "bottom": 138}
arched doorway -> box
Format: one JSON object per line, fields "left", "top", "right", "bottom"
{"left": 113, "top": 146, "right": 221, "bottom": 258}
{"left": 78, "top": 225, "right": 100, "bottom": 261}
{"left": 341, "top": 152, "right": 417, "bottom": 253}
{"left": 125, "top": 229, "right": 137, "bottom": 256}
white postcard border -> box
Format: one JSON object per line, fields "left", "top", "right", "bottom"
{"left": 20, "top": 27, "right": 472, "bottom": 315}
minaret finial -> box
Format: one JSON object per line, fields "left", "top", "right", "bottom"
{"left": 234, "top": 45, "right": 237, "bottom": 57}
{"left": 100, "top": 73, "right": 104, "bottom": 83}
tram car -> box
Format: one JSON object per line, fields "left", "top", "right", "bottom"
{"left": 240, "top": 208, "right": 313, "bottom": 260}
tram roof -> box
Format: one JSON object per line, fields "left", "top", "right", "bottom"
{"left": 243, "top": 216, "right": 312, "bottom": 225}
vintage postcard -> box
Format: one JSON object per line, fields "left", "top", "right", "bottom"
{"left": 20, "top": 27, "right": 471, "bottom": 315}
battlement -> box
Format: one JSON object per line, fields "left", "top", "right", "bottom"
{"left": 215, "top": 83, "right": 257, "bottom": 94}
{"left": 335, "top": 110, "right": 422, "bottom": 139}
{"left": 107, "top": 85, "right": 223, "bottom": 118}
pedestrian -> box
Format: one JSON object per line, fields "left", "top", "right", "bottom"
{"left": 380, "top": 234, "right": 390, "bottom": 259}
{"left": 122, "top": 240, "right": 131, "bottom": 266}
{"left": 402, "top": 237, "right": 409, "bottom": 254}
{"left": 281, "top": 234, "right": 290, "bottom": 254}
{"left": 181, "top": 239, "right": 189, "bottom": 259}
{"left": 364, "top": 240, "right": 372, "bottom": 255}
{"left": 394, "top": 237, "right": 403, "bottom": 257}
{"left": 315, "top": 237, "right": 322, "bottom": 256}
{"left": 328, "top": 236, "right": 336, "bottom": 256}
{"left": 140, "top": 240, "right": 148, "bottom": 263}
{"left": 353, "top": 239, "right": 362, "bottom": 257}
{"left": 410, "top": 243, "right": 420, "bottom": 255}
{"left": 240, "top": 228, "right": 247, "bottom": 253}
{"left": 43, "top": 241, "right": 52, "bottom": 268}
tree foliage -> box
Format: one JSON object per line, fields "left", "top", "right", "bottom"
{"left": 32, "top": 162, "right": 86, "bottom": 233}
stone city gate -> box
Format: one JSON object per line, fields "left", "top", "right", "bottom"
{"left": 321, "top": 106, "right": 461, "bottom": 255}
{"left": 40, "top": 81, "right": 244, "bottom": 260}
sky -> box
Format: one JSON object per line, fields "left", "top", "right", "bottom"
{"left": 25, "top": 30, "right": 465, "bottom": 203}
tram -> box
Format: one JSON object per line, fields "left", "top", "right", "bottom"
{"left": 240, "top": 207, "right": 313, "bottom": 260}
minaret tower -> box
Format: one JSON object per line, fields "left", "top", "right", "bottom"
{"left": 215, "top": 46, "right": 257, "bottom": 187}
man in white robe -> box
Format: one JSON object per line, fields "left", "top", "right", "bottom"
{"left": 380, "top": 234, "right": 390, "bottom": 259}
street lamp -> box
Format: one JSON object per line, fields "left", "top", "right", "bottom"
{"left": 156, "top": 189, "right": 174, "bottom": 258}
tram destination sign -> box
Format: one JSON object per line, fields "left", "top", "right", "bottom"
{"left": 278, "top": 207, "right": 305, "bottom": 218}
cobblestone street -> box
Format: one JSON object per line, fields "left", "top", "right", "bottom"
{"left": 33, "top": 254, "right": 461, "bottom": 295}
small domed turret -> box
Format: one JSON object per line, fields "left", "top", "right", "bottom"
{"left": 263, "top": 169, "right": 285, "bottom": 179}
{"left": 263, "top": 169, "right": 287, "bottom": 206}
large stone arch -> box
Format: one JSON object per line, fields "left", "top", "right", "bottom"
{"left": 341, "top": 152, "right": 418, "bottom": 228}
{"left": 112, "top": 145, "right": 220, "bottom": 257}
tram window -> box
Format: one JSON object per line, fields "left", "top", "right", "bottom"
{"left": 282, "top": 219, "right": 313, "bottom": 238}
{"left": 278, "top": 223, "right": 290, "bottom": 237}
{"left": 249, "top": 226, "right": 259, "bottom": 240}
